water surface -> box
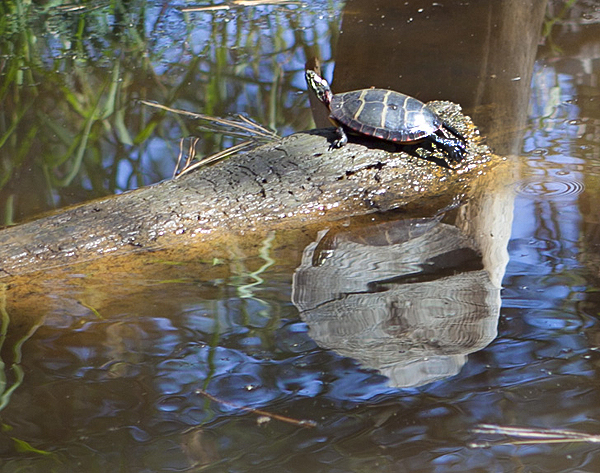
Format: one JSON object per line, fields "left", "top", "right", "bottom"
{"left": 1, "top": 1, "right": 600, "bottom": 472}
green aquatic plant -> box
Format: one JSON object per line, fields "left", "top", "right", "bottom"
{"left": 541, "top": 0, "right": 578, "bottom": 53}
{"left": 0, "top": 0, "right": 330, "bottom": 224}
{"left": 0, "top": 284, "right": 50, "bottom": 456}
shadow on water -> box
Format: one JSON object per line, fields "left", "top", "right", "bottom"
{"left": 1, "top": 0, "right": 600, "bottom": 472}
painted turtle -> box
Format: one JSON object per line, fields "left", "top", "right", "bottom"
{"left": 305, "top": 70, "right": 467, "bottom": 164}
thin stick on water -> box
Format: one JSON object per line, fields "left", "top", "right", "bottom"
{"left": 173, "top": 138, "right": 186, "bottom": 179}
{"left": 139, "top": 101, "right": 279, "bottom": 140}
{"left": 182, "top": 0, "right": 305, "bottom": 12}
{"left": 470, "top": 424, "right": 600, "bottom": 448}
{"left": 176, "top": 140, "right": 254, "bottom": 178}
{"left": 196, "top": 388, "right": 317, "bottom": 428}
{"left": 140, "top": 100, "right": 279, "bottom": 177}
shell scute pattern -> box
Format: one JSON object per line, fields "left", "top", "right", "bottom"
{"left": 330, "top": 89, "right": 441, "bottom": 143}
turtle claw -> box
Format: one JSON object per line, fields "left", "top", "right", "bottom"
{"left": 332, "top": 126, "right": 348, "bottom": 149}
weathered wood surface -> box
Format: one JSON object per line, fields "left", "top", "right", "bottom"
{"left": 0, "top": 102, "right": 499, "bottom": 279}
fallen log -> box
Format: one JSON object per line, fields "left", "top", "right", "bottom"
{"left": 0, "top": 102, "right": 499, "bottom": 280}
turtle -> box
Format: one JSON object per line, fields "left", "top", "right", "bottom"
{"left": 305, "top": 69, "right": 467, "bottom": 164}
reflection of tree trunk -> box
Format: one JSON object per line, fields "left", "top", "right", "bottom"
{"left": 454, "top": 162, "right": 515, "bottom": 289}
{"left": 0, "top": 105, "right": 497, "bottom": 280}
{"left": 333, "top": 0, "right": 547, "bottom": 155}
{"left": 330, "top": 0, "right": 542, "bottom": 295}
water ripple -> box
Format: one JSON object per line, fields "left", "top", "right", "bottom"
{"left": 516, "top": 177, "right": 585, "bottom": 200}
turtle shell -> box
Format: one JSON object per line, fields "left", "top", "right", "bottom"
{"left": 330, "top": 89, "right": 442, "bottom": 143}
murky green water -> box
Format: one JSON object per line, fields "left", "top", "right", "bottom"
{"left": 1, "top": 0, "right": 600, "bottom": 472}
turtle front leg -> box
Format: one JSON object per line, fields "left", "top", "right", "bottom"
{"left": 332, "top": 126, "right": 348, "bottom": 148}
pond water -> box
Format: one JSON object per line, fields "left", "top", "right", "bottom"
{"left": 1, "top": 0, "right": 600, "bottom": 472}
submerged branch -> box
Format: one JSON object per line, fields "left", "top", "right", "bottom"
{"left": 470, "top": 424, "right": 600, "bottom": 447}
{"left": 196, "top": 388, "right": 317, "bottom": 428}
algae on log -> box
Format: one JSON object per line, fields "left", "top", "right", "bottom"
{"left": 0, "top": 102, "right": 499, "bottom": 279}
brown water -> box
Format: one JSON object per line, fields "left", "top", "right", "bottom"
{"left": 1, "top": 0, "right": 600, "bottom": 472}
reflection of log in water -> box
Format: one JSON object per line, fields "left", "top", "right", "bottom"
{"left": 292, "top": 218, "right": 500, "bottom": 388}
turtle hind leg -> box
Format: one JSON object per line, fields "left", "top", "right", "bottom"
{"left": 441, "top": 121, "right": 466, "bottom": 143}
{"left": 332, "top": 126, "right": 348, "bottom": 148}
{"left": 429, "top": 133, "right": 466, "bottom": 164}
{"left": 401, "top": 141, "right": 452, "bottom": 168}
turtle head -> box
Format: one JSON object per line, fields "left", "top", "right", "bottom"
{"left": 305, "top": 69, "right": 333, "bottom": 107}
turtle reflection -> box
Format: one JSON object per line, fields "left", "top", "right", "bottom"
{"left": 292, "top": 217, "right": 500, "bottom": 388}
